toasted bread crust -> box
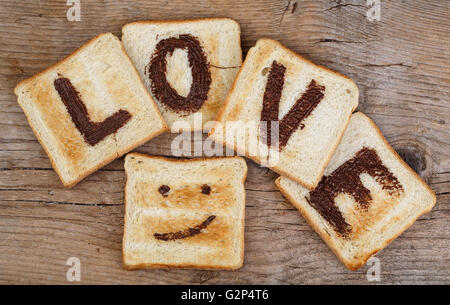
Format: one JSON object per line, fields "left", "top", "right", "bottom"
{"left": 356, "top": 112, "right": 436, "bottom": 202}
{"left": 122, "top": 18, "right": 242, "bottom": 132}
{"left": 15, "top": 33, "right": 109, "bottom": 93}
{"left": 275, "top": 112, "right": 436, "bottom": 270}
{"left": 209, "top": 38, "right": 358, "bottom": 190}
{"left": 122, "top": 17, "right": 241, "bottom": 32}
{"left": 212, "top": 38, "right": 359, "bottom": 124}
{"left": 14, "top": 33, "right": 168, "bottom": 187}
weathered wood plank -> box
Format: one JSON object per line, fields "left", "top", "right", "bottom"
{"left": 0, "top": 0, "right": 448, "bottom": 284}
{"left": 0, "top": 195, "right": 447, "bottom": 284}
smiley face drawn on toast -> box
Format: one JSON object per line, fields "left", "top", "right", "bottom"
{"left": 123, "top": 155, "right": 246, "bottom": 269}
{"left": 128, "top": 178, "right": 238, "bottom": 246}
{"left": 153, "top": 184, "right": 221, "bottom": 241}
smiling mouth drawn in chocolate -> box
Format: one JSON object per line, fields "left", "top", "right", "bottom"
{"left": 147, "top": 34, "right": 212, "bottom": 114}
{"left": 154, "top": 215, "right": 216, "bottom": 241}
{"left": 260, "top": 61, "right": 325, "bottom": 150}
{"left": 306, "top": 147, "right": 404, "bottom": 237}
{"left": 53, "top": 76, "right": 131, "bottom": 146}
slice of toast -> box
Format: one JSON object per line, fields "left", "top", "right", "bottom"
{"left": 14, "top": 33, "right": 167, "bottom": 187}
{"left": 276, "top": 112, "right": 436, "bottom": 270}
{"left": 209, "top": 38, "right": 358, "bottom": 190}
{"left": 122, "top": 18, "right": 242, "bottom": 131}
{"left": 123, "top": 153, "right": 247, "bottom": 270}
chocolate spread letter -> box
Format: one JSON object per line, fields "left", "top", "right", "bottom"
{"left": 54, "top": 77, "right": 131, "bottom": 146}
{"left": 147, "top": 34, "right": 212, "bottom": 114}
{"left": 306, "top": 147, "right": 403, "bottom": 236}
{"left": 154, "top": 215, "right": 216, "bottom": 241}
{"left": 260, "top": 61, "right": 325, "bottom": 150}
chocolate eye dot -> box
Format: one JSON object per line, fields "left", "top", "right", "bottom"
{"left": 201, "top": 184, "right": 211, "bottom": 195}
{"left": 158, "top": 185, "right": 170, "bottom": 197}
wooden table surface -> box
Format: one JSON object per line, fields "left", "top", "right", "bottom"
{"left": 0, "top": 0, "right": 448, "bottom": 284}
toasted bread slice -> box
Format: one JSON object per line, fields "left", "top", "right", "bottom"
{"left": 14, "top": 33, "right": 167, "bottom": 187}
{"left": 209, "top": 38, "right": 358, "bottom": 190}
{"left": 122, "top": 18, "right": 242, "bottom": 131}
{"left": 123, "top": 154, "right": 247, "bottom": 270}
{"left": 276, "top": 112, "right": 436, "bottom": 270}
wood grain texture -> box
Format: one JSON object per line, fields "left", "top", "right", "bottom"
{"left": 0, "top": 0, "right": 449, "bottom": 284}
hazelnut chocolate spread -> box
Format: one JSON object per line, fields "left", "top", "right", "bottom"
{"left": 260, "top": 61, "right": 325, "bottom": 150}
{"left": 158, "top": 185, "right": 170, "bottom": 197}
{"left": 147, "top": 34, "right": 212, "bottom": 114}
{"left": 53, "top": 77, "right": 131, "bottom": 146}
{"left": 306, "top": 147, "right": 403, "bottom": 237}
{"left": 201, "top": 184, "right": 211, "bottom": 195}
{"left": 154, "top": 215, "right": 216, "bottom": 241}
